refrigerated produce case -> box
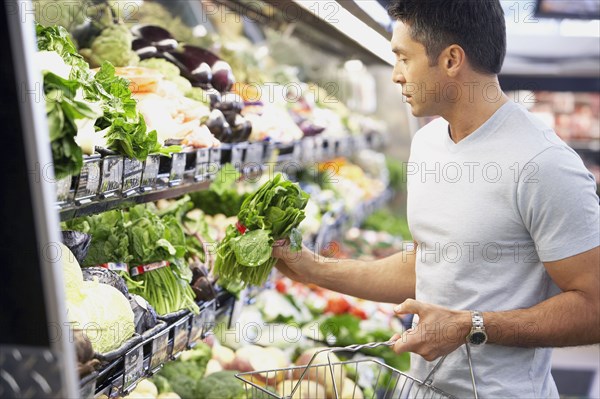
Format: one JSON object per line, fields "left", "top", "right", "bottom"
{"left": 1, "top": 1, "right": 402, "bottom": 397}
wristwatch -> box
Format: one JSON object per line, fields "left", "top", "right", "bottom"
{"left": 466, "top": 311, "right": 488, "bottom": 345}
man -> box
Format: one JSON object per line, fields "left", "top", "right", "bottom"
{"left": 272, "top": 0, "right": 600, "bottom": 397}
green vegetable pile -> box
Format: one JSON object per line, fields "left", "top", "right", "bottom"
{"left": 65, "top": 201, "right": 200, "bottom": 315}
{"left": 153, "top": 343, "right": 212, "bottom": 399}
{"left": 214, "top": 174, "right": 309, "bottom": 287}
{"left": 189, "top": 164, "right": 249, "bottom": 217}
{"left": 35, "top": 23, "right": 177, "bottom": 178}
{"left": 79, "top": 24, "right": 139, "bottom": 68}
{"left": 195, "top": 371, "right": 245, "bottom": 399}
{"left": 362, "top": 208, "right": 412, "bottom": 240}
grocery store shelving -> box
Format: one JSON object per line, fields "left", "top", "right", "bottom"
{"left": 57, "top": 133, "right": 385, "bottom": 221}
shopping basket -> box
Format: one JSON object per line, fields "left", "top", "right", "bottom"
{"left": 236, "top": 340, "right": 479, "bottom": 399}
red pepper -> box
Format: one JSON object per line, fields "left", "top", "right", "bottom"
{"left": 325, "top": 297, "right": 351, "bottom": 315}
{"left": 275, "top": 280, "right": 287, "bottom": 294}
{"left": 349, "top": 307, "right": 368, "bottom": 320}
{"left": 236, "top": 221, "right": 247, "bottom": 235}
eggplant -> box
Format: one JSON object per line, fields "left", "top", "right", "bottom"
{"left": 211, "top": 61, "right": 235, "bottom": 93}
{"left": 81, "top": 267, "right": 129, "bottom": 298}
{"left": 131, "top": 25, "right": 173, "bottom": 43}
{"left": 214, "top": 93, "right": 244, "bottom": 114}
{"left": 190, "top": 263, "right": 216, "bottom": 302}
{"left": 181, "top": 45, "right": 221, "bottom": 68}
{"left": 205, "top": 88, "right": 222, "bottom": 108}
{"left": 206, "top": 109, "right": 232, "bottom": 142}
{"left": 61, "top": 231, "right": 91, "bottom": 265}
{"left": 132, "top": 38, "right": 158, "bottom": 59}
{"left": 299, "top": 120, "right": 326, "bottom": 137}
{"left": 231, "top": 118, "right": 253, "bottom": 143}
{"left": 191, "top": 62, "right": 212, "bottom": 85}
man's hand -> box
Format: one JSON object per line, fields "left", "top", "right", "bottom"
{"left": 391, "top": 299, "right": 471, "bottom": 361}
{"left": 271, "top": 241, "right": 318, "bottom": 284}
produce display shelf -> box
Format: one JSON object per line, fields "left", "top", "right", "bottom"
{"left": 58, "top": 133, "right": 384, "bottom": 221}
{"left": 312, "top": 188, "right": 393, "bottom": 252}
{"left": 82, "top": 299, "right": 220, "bottom": 399}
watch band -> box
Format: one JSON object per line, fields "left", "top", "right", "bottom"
{"left": 472, "top": 310, "right": 485, "bottom": 329}
{"left": 467, "top": 310, "right": 488, "bottom": 345}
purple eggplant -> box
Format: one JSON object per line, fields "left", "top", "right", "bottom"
{"left": 205, "top": 88, "right": 222, "bottom": 108}
{"left": 215, "top": 93, "right": 244, "bottom": 113}
{"left": 206, "top": 109, "right": 232, "bottom": 142}
{"left": 299, "top": 120, "right": 326, "bottom": 136}
{"left": 132, "top": 38, "right": 158, "bottom": 59}
{"left": 131, "top": 25, "right": 173, "bottom": 43}
{"left": 191, "top": 62, "right": 212, "bottom": 85}
{"left": 231, "top": 116, "right": 252, "bottom": 143}
{"left": 211, "top": 61, "right": 235, "bottom": 93}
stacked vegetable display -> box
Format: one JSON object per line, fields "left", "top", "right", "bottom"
{"left": 35, "top": 23, "right": 177, "bottom": 179}
{"left": 65, "top": 202, "right": 200, "bottom": 315}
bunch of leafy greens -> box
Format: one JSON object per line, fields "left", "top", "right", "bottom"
{"left": 93, "top": 61, "right": 177, "bottom": 159}
{"left": 214, "top": 174, "right": 309, "bottom": 287}
{"left": 320, "top": 314, "right": 410, "bottom": 372}
{"left": 64, "top": 203, "right": 199, "bottom": 315}
{"left": 35, "top": 23, "right": 178, "bottom": 177}
{"left": 189, "top": 164, "right": 249, "bottom": 216}
{"left": 36, "top": 24, "right": 102, "bottom": 178}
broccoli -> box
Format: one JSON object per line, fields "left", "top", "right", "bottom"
{"left": 154, "top": 343, "right": 212, "bottom": 399}
{"left": 151, "top": 375, "right": 173, "bottom": 394}
{"left": 195, "top": 371, "right": 245, "bottom": 399}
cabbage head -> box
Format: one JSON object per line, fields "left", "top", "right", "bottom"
{"left": 59, "top": 242, "right": 84, "bottom": 303}
{"left": 67, "top": 280, "right": 135, "bottom": 353}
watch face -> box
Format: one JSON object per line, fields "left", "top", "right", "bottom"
{"left": 470, "top": 331, "right": 487, "bottom": 345}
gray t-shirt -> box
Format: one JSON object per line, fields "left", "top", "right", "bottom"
{"left": 406, "top": 100, "right": 600, "bottom": 398}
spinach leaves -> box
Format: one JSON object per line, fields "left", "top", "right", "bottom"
{"left": 214, "top": 174, "right": 309, "bottom": 287}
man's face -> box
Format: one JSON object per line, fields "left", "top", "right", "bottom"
{"left": 391, "top": 22, "right": 446, "bottom": 117}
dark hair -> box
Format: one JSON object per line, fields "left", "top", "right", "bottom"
{"left": 388, "top": 0, "right": 506, "bottom": 74}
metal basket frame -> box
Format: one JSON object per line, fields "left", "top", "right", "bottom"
{"left": 236, "top": 340, "right": 479, "bottom": 399}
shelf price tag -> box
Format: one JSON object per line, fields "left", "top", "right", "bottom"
{"left": 246, "top": 143, "right": 264, "bottom": 164}
{"left": 100, "top": 156, "right": 124, "bottom": 199}
{"left": 74, "top": 157, "right": 101, "bottom": 203}
{"left": 150, "top": 329, "right": 170, "bottom": 372}
{"left": 188, "top": 312, "right": 205, "bottom": 347}
{"left": 337, "top": 137, "right": 350, "bottom": 157}
{"left": 172, "top": 317, "right": 190, "bottom": 358}
{"left": 194, "top": 148, "right": 211, "bottom": 182}
{"left": 123, "top": 343, "right": 144, "bottom": 393}
{"left": 313, "top": 136, "right": 324, "bottom": 162}
{"left": 203, "top": 302, "right": 217, "bottom": 336}
{"left": 55, "top": 175, "right": 73, "bottom": 206}
{"left": 141, "top": 155, "right": 160, "bottom": 191}
{"left": 122, "top": 158, "right": 143, "bottom": 195}
{"left": 169, "top": 152, "right": 186, "bottom": 186}
{"left": 301, "top": 137, "right": 315, "bottom": 164}
{"left": 231, "top": 144, "right": 246, "bottom": 170}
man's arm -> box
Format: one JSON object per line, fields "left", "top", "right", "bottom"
{"left": 484, "top": 245, "right": 600, "bottom": 346}
{"left": 272, "top": 243, "right": 417, "bottom": 304}
{"left": 392, "top": 246, "right": 600, "bottom": 360}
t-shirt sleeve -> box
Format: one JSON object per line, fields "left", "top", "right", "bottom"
{"left": 516, "top": 145, "right": 599, "bottom": 262}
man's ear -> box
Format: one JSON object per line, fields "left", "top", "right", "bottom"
{"left": 439, "top": 44, "right": 466, "bottom": 77}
